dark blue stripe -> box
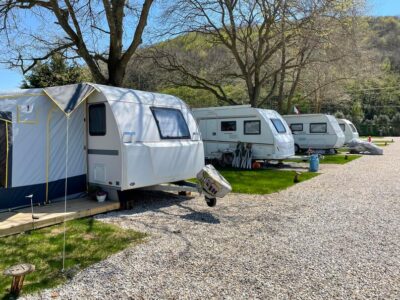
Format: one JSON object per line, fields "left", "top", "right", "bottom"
{"left": 88, "top": 149, "right": 119, "bottom": 156}
{"left": 0, "top": 174, "right": 86, "bottom": 210}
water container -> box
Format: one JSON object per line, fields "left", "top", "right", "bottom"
{"left": 309, "top": 154, "right": 319, "bottom": 172}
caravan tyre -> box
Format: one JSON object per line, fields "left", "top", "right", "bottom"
{"left": 294, "top": 144, "right": 300, "bottom": 154}
{"left": 205, "top": 197, "right": 217, "bottom": 207}
{"left": 220, "top": 153, "right": 234, "bottom": 167}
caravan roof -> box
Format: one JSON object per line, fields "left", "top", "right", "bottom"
{"left": 0, "top": 83, "right": 188, "bottom": 112}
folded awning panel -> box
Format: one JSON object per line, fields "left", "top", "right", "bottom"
{"left": 43, "top": 83, "right": 97, "bottom": 115}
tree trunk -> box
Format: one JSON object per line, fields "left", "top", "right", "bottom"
{"left": 277, "top": 0, "right": 287, "bottom": 114}
{"left": 252, "top": 84, "right": 262, "bottom": 108}
{"left": 107, "top": 61, "right": 126, "bottom": 86}
{"left": 285, "top": 68, "right": 302, "bottom": 114}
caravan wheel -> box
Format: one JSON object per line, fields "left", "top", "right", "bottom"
{"left": 220, "top": 153, "right": 234, "bottom": 167}
{"left": 294, "top": 144, "right": 300, "bottom": 154}
{"left": 205, "top": 197, "right": 217, "bottom": 207}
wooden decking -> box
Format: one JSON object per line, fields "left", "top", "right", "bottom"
{"left": 0, "top": 198, "right": 120, "bottom": 237}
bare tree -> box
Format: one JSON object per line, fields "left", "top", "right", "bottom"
{"left": 293, "top": 14, "right": 376, "bottom": 113}
{"left": 152, "top": 0, "right": 344, "bottom": 108}
{"left": 0, "top": 0, "right": 156, "bottom": 86}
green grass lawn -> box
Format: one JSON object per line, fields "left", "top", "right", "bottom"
{"left": 215, "top": 169, "right": 319, "bottom": 194}
{"left": 319, "top": 155, "right": 362, "bottom": 164}
{"left": 285, "top": 154, "right": 361, "bottom": 164}
{"left": 0, "top": 218, "right": 146, "bottom": 299}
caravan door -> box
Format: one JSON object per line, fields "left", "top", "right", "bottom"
{"left": 198, "top": 119, "right": 218, "bottom": 156}
{"left": 86, "top": 101, "right": 121, "bottom": 189}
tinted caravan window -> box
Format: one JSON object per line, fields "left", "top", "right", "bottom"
{"left": 151, "top": 107, "right": 190, "bottom": 139}
{"left": 339, "top": 124, "right": 345, "bottom": 132}
{"left": 349, "top": 123, "right": 357, "bottom": 133}
{"left": 290, "top": 123, "right": 303, "bottom": 132}
{"left": 244, "top": 120, "right": 261, "bottom": 135}
{"left": 310, "top": 123, "right": 327, "bottom": 133}
{"left": 89, "top": 103, "right": 106, "bottom": 136}
{"left": 221, "top": 121, "right": 236, "bottom": 131}
{"left": 271, "top": 118, "right": 286, "bottom": 133}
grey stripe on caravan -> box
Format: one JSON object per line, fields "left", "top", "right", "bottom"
{"left": 196, "top": 115, "right": 258, "bottom": 120}
{"left": 88, "top": 149, "right": 119, "bottom": 156}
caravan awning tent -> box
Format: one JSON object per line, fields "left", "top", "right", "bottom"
{"left": 0, "top": 83, "right": 98, "bottom": 210}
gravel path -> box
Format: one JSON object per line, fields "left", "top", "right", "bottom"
{"left": 26, "top": 139, "right": 400, "bottom": 299}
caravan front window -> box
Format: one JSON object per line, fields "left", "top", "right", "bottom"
{"left": 339, "top": 124, "right": 345, "bottom": 132}
{"left": 89, "top": 103, "right": 106, "bottom": 136}
{"left": 151, "top": 107, "right": 190, "bottom": 139}
{"left": 271, "top": 119, "right": 286, "bottom": 134}
{"left": 349, "top": 123, "right": 358, "bottom": 133}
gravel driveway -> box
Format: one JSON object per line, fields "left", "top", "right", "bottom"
{"left": 26, "top": 139, "right": 400, "bottom": 299}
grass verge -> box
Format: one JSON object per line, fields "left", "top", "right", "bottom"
{"left": 286, "top": 154, "right": 362, "bottom": 165}
{"left": 318, "top": 155, "right": 362, "bottom": 164}
{"left": 0, "top": 218, "right": 146, "bottom": 299}
{"left": 214, "top": 169, "right": 319, "bottom": 194}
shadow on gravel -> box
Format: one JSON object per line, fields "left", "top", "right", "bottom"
{"left": 180, "top": 212, "right": 220, "bottom": 224}
{"left": 118, "top": 190, "right": 194, "bottom": 214}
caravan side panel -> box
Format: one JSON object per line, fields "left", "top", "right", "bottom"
{"left": 107, "top": 101, "right": 204, "bottom": 190}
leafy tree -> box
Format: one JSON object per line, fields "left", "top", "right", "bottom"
{"left": 376, "top": 114, "right": 391, "bottom": 125}
{"left": 335, "top": 111, "right": 345, "bottom": 119}
{"left": 392, "top": 112, "right": 400, "bottom": 135}
{"left": 392, "top": 112, "right": 400, "bottom": 125}
{"left": 160, "top": 86, "right": 219, "bottom": 108}
{"left": 351, "top": 101, "right": 364, "bottom": 126}
{"left": 21, "top": 54, "right": 91, "bottom": 88}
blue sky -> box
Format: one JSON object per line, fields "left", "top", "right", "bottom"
{"left": 0, "top": 0, "right": 399, "bottom": 90}
{"left": 370, "top": 0, "right": 400, "bottom": 16}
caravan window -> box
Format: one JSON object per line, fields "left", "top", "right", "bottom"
{"left": 349, "top": 123, "right": 357, "bottom": 133}
{"left": 339, "top": 124, "right": 345, "bottom": 132}
{"left": 290, "top": 123, "right": 303, "bottom": 132}
{"left": 221, "top": 121, "right": 236, "bottom": 132}
{"left": 89, "top": 103, "right": 106, "bottom": 136}
{"left": 151, "top": 107, "right": 190, "bottom": 139}
{"left": 244, "top": 120, "right": 261, "bottom": 135}
{"left": 271, "top": 119, "right": 286, "bottom": 134}
{"left": 310, "top": 123, "right": 327, "bottom": 133}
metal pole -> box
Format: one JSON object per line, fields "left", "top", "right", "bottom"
{"left": 62, "top": 115, "right": 70, "bottom": 272}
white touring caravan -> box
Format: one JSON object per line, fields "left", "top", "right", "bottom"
{"left": 337, "top": 119, "right": 359, "bottom": 144}
{"left": 283, "top": 114, "right": 345, "bottom": 153}
{"left": 192, "top": 105, "right": 294, "bottom": 165}
{"left": 0, "top": 83, "right": 206, "bottom": 210}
